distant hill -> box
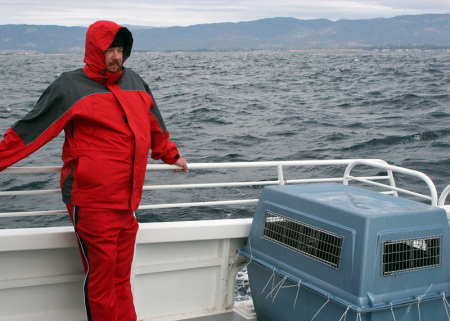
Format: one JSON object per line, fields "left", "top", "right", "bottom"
{"left": 1, "top": 14, "right": 449, "bottom": 53}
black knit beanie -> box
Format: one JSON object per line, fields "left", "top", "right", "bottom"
{"left": 107, "top": 27, "right": 133, "bottom": 61}
{"left": 109, "top": 30, "right": 125, "bottom": 48}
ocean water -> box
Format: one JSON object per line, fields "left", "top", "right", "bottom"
{"left": 0, "top": 49, "right": 449, "bottom": 229}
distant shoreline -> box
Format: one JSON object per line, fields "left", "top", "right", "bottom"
{"left": 2, "top": 48, "right": 449, "bottom": 56}
{"left": 1, "top": 14, "right": 449, "bottom": 53}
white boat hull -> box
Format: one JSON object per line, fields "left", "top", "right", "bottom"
{"left": 0, "top": 219, "right": 252, "bottom": 321}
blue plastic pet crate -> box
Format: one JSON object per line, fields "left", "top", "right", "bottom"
{"left": 238, "top": 183, "right": 450, "bottom": 321}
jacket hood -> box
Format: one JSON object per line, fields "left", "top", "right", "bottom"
{"left": 83, "top": 20, "right": 133, "bottom": 84}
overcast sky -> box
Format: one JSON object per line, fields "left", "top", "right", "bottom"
{"left": 1, "top": 0, "right": 449, "bottom": 27}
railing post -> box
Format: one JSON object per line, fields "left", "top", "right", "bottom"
{"left": 438, "top": 185, "right": 450, "bottom": 207}
{"left": 386, "top": 169, "right": 398, "bottom": 197}
{"left": 277, "top": 165, "right": 285, "bottom": 185}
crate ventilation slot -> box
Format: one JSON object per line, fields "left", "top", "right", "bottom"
{"left": 382, "top": 236, "right": 442, "bottom": 276}
{"left": 263, "top": 211, "right": 343, "bottom": 269}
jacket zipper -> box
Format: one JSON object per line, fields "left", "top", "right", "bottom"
{"left": 70, "top": 120, "right": 75, "bottom": 138}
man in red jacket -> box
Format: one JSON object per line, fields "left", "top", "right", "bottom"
{"left": 0, "top": 20, "right": 188, "bottom": 321}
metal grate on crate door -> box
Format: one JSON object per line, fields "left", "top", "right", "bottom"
{"left": 382, "top": 236, "right": 442, "bottom": 276}
{"left": 263, "top": 210, "right": 344, "bottom": 269}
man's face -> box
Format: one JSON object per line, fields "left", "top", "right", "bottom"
{"left": 104, "top": 47, "right": 123, "bottom": 73}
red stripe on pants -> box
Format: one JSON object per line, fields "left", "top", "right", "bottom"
{"left": 67, "top": 205, "right": 138, "bottom": 321}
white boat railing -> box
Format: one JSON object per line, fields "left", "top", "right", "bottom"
{"left": 439, "top": 185, "right": 450, "bottom": 207}
{"left": 343, "top": 159, "right": 439, "bottom": 206}
{"left": 0, "top": 159, "right": 448, "bottom": 219}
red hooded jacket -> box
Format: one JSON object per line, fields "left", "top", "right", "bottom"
{"left": 0, "top": 21, "right": 180, "bottom": 210}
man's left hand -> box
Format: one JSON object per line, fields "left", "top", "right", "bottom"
{"left": 173, "top": 158, "right": 188, "bottom": 172}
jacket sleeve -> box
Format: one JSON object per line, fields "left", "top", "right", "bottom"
{"left": 0, "top": 76, "right": 73, "bottom": 171}
{"left": 146, "top": 91, "right": 180, "bottom": 164}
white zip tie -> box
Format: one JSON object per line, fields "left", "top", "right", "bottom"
{"left": 443, "top": 293, "right": 450, "bottom": 320}
{"left": 262, "top": 268, "right": 276, "bottom": 297}
{"left": 338, "top": 306, "right": 350, "bottom": 321}
{"left": 242, "top": 238, "right": 253, "bottom": 270}
{"left": 268, "top": 276, "right": 287, "bottom": 302}
{"left": 417, "top": 283, "right": 433, "bottom": 321}
{"left": 230, "top": 252, "right": 241, "bottom": 266}
{"left": 390, "top": 302, "right": 397, "bottom": 321}
{"left": 293, "top": 280, "right": 302, "bottom": 310}
{"left": 311, "top": 295, "right": 330, "bottom": 321}
{"left": 417, "top": 300, "right": 422, "bottom": 321}
{"left": 265, "top": 275, "right": 283, "bottom": 300}
{"left": 445, "top": 293, "right": 450, "bottom": 309}
{"left": 266, "top": 279, "right": 301, "bottom": 307}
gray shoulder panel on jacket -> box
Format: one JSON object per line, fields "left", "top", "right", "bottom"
{"left": 13, "top": 69, "right": 108, "bottom": 145}
{"left": 119, "top": 68, "right": 168, "bottom": 135}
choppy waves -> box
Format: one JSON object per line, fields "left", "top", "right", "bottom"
{"left": 0, "top": 49, "right": 449, "bottom": 227}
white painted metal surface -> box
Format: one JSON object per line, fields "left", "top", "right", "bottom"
{"left": 343, "top": 159, "right": 439, "bottom": 205}
{"left": 0, "top": 219, "right": 251, "bottom": 321}
{"left": 134, "top": 219, "right": 251, "bottom": 320}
